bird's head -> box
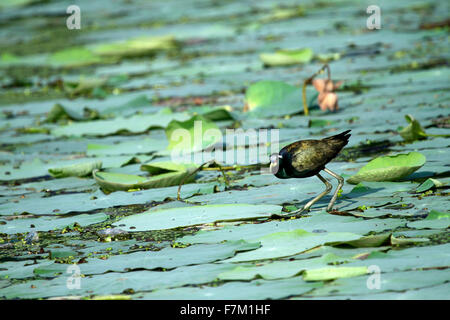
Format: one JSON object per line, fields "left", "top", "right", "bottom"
{"left": 269, "top": 153, "right": 283, "bottom": 175}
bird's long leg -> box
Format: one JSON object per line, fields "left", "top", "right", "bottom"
{"left": 285, "top": 173, "right": 332, "bottom": 217}
{"left": 323, "top": 167, "right": 344, "bottom": 212}
{"left": 302, "top": 173, "right": 333, "bottom": 211}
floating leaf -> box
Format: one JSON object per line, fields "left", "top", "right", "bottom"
{"left": 52, "top": 110, "right": 189, "bottom": 137}
{"left": 48, "top": 161, "right": 102, "bottom": 178}
{"left": 223, "top": 230, "right": 361, "bottom": 262}
{"left": 91, "top": 35, "right": 177, "bottom": 58}
{"left": 113, "top": 204, "right": 282, "bottom": 231}
{"left": 308, "top": 118, "right": 339, "bottom": 128}
{"left": 331, "top": 233, "right": 392, "bottom": 248}
{"left": 244, "top": 80, "right": 316, "bottom": 117}
{"left": 390, "top": 234, "right": 429, "bottom": 246}
{"left": 415, "top": 178, "right": 445, "bottom": 193}
{"left": 47, "top": 48, "right": 103, "bottom": 68}
{"left": 347, "top": 152, "right": 426, "bottom": 184}
{"left": 218, "top": 253, "right": 348, "bottom": 281}
{"left": 260, "top": 48, "right": 314, "bottom": 66}
{"left": 44, "top": 103, "right": 99, "bottom": 123}
{"left": 302, "top": 266, "right": 368, "bottom": 281}
{"left": 399, "top": 114, "right": 427, "bottom": 142}
{"left": 165, "top": 114, "right": 222, "bottom": 153}
{"left": 188, "top": 105, "right": 234, "bottom": 121}
{"left": 140, "top": 161, "right": 197, "bottom": 175}
{"left": 407, "top": 210, "right": 450, "bottom": 229}
{"left": 87, "top": 138, "right": 166, "bottom": 156}
{"left": 0, "top": 213, "right": 107, "bottom": 234}
{"left": 92, "top": 163, "right": 197, "bottom": 192}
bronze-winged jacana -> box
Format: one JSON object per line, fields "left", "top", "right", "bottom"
{"left": 270, "top": 130, "right": 351, "bottom": 214}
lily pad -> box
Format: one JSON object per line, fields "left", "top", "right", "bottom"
{"left": 244, "top": 80, "right": 316, "bottom": 117}
{"left": 113, "top": 204, "right": 282, "bottom": 231}
{"left": 91, "top": 35, "right": 177, "bottom": 58}
{"left": 218, "top": 253, "right": 349, "bottom": 281}
{"left": 92, "top": 163, "right": 197, "bottom": 192}
{"left": 407, "top": 210, "right": 450, "bottom": 229}
{"left": 347, "top": 152, "right": 426, "bottom": 184}
{"left": 399, "top": 114, "right": 427, "bottom": 142}
{"left": 260, "top": 48, "right": 314, "bottom": 67}
{"left": 303, "top": 266, "right": 368, "bottom": 281}
{"left": 165, "top": 114, "right": 222, "bottom": 154}
{"left": 415, "top": 178, "right": 445, "bottom": 193}
{"left": 48, "top": 160, "right": 102, "bottom": 178}
{"left": 47, "top": 48, "right": 103, "bottom": 68}
{"left": 222, "top": 229, "right": 362, "bottom": 262}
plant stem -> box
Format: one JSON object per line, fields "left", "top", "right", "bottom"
{"left": 302, "top": 63, "right": 331, "bottom": 116}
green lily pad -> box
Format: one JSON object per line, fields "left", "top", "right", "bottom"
{"left": 0, "top": 212, "right": 107, "bottom": 234}
{"left": 188, "top": 105, "right": 234, "bottom": 121}
{"left": 113, "top": 204, "right": 282, "bottom": 231}
{"left": 415, "top": 178, "right": 445, "bottom": 193}
{"left": 165, "top": 114, "right": 222, "bottom": 153}
{"left": 407, "top": 210, "right": 450, "bottom": 229}
{"left": 399, "top": 114, "right": 427, "bottom": 142}
{"left": 260, "top": 48, "right": 314, "bottom": 66}
{"left": 87, "top": 138, "right": 166, "bottom": 156}
{"left": 244, "top": 80, "right": 316, "bottom": 118}
{"left": 347, "top": 152, "right": 426, "bottom": 184}
{"left": 48, "top": 161, "right": 102, "bottom": 178}
{"left": 92, "top": 163, "right": 197, "bottom": 192}
{"left": 140, "top": 161, "right": 197, "bottom": 175}
{"left": 34, "top": 240, "right": 259, "bottom": 276}
{"left": 47, "top": 48, "right": 103, "bottom": 68}
{"left": 223, "top": 229, "right": 362, "bottom": 262}
{"left": 135, "top": 276, "right": 321, "bottom": 300}
{"left": 390, "top": 234, "right": 430, "bottom": 246}
{"left": 304, "top": 269, "right": 450, "bottom": 298}
{"left": 218, "top": 253, "right": 349, "bottom": 281}
{"left": 52, "top": 110, "right": 189, "bottom": 137}
{"left": 331, "top": 233, "right": 392, "bottom": 248}
{"left": 303, "top": 266, "right": 368, "bottom": 281}
{"left": 91, "top": 35, "right": 177, "bottom": 58}
{"left": 44, "top": 104, "right": 99, "bottom": 123}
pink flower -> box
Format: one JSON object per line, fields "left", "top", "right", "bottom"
{"left": 312, "top": 79, "right": 343, "bottom": 112}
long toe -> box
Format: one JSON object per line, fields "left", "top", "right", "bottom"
{"left": 284, "top": 207, "right": 307, "bottom": 218}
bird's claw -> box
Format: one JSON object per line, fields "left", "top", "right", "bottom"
{"left": 283, "top": 206, "right": 309, "bottom": 218}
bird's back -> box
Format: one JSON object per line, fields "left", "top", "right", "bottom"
{"left": 281, "top": 130, "right": 351, "bottom": 178}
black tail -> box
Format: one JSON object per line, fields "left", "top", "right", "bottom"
{"left": 324, "top": 130, "right": 351, "bottom": 146}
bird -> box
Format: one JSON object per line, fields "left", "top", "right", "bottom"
{"left": 269, "top": 130, "right": 351, "bottom": 214}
